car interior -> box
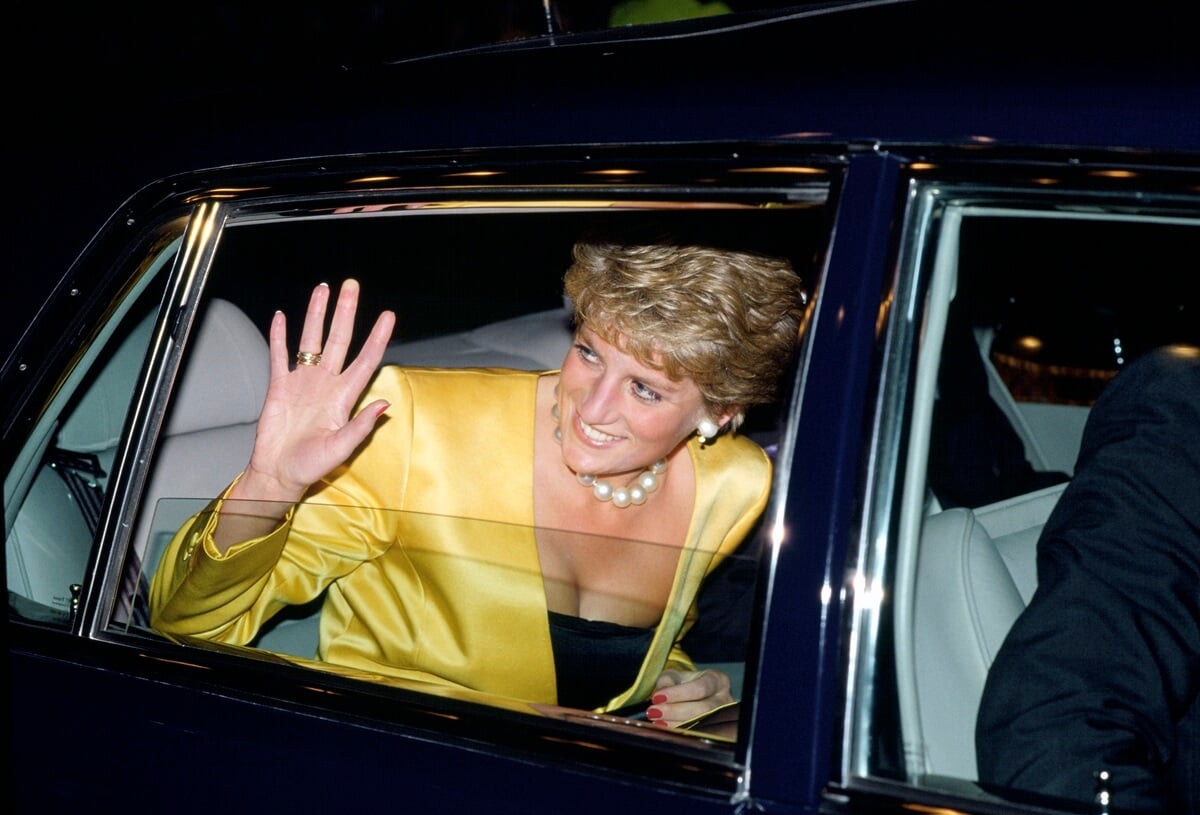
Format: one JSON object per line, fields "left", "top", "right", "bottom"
{"left": 896, "top": 206, "right": 1200, "bottom": 785}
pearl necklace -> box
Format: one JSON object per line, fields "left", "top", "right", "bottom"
{"left": 552, "top": 401, "right": 668, "bottom": 508}
{"left": 578, "top": 459, "right": 667, "bottom": 508}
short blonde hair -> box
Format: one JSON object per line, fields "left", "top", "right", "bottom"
{"left": 564, "top": 233, "right": 806, "bottom": 431}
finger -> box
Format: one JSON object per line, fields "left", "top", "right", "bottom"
{"left": 653, "top": 670, "right": 685, "bottom": 691}
{"left": 653, "top": 671, "right": 728, "bottom": 705}
{"left": 329, "top": 398, "right": 391, "bottom": 460}
{"left": 647, "top": 698, "right": 712, "bottom": 727}
{"left": 342, "top": 310, "right": 396, "bottom": 389}
{"left": 267, "top": 310, "right": 290, "bottom": 381}
{"left": 319, "top": 279, "right": 361, "bottom": 371}
{"left": 297, "top": 282, "right": 331, "bottom": 359}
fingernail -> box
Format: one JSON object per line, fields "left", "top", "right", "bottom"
{"left": 651, "top": 694, "right": 668, "bottom": 705}
{"left": 646, "top": 707, "right": 663, "bottom": 720}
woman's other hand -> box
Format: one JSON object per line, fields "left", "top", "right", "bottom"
{"left": 647, "top": 668, "right": 737, "bottom": 731}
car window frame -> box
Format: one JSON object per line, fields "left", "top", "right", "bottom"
{"left": 841, "top": 165, "right": 1200, "bottom": 809}
{"left": 5, "top": 151, "right": 842, "bottom": 797}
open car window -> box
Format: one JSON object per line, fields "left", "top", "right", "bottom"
{"left": 4, "top": 190, "right": 825, "bottom": 771}
{"left": 870, "top": 187, "right": 1200, "bottom": 800}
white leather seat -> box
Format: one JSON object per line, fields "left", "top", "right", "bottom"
{"left": 383, "top": 305, "right": 573, "bottom": 370}
{"left": 131, "top": 299, "right": 269, "bottom": 619}
{"left": 912, "top": 482, "right": 1068, "bottom": 779}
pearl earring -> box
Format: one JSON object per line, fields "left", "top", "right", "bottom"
{"left": 696, "top": 419, "right": 720, "bottom": 444}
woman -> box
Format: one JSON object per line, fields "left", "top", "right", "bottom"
{"left": 151, "top": 233, "right": 805, "bottom": 730}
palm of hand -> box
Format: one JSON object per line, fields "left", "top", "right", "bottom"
{"left": 240, "top": 280, "right": 396, "bottom": 503}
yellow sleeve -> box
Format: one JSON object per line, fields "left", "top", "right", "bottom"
{"left": 149, "top": 369, "right": 418, "bottom": 642}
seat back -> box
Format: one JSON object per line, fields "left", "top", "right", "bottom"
{"left": 132, "top": 299, "right": 269, "bottom": 601}
{"left": 382, "top": 305, "right": 574, "bottom": 370}
{"left": 912, "top": 482, "right": 1067, "bottom": 779}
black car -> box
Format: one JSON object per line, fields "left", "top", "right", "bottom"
{"left": 7, "top": 2, "right": 1199, "bottom": 812}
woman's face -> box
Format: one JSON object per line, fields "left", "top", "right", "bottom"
{"left": 556, "top": 323, "right": 711, "bottom": 480}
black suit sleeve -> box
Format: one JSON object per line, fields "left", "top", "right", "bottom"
{"left": 975, "top": 348, "right": 1200, "bottom": 814}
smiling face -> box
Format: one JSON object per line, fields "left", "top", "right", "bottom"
{"left": 555, "top": 323, "right": 718, "bottom": 482}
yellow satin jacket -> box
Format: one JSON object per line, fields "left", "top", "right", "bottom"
{"left": 150, "top": 367, "right": 771, "bottom": 712}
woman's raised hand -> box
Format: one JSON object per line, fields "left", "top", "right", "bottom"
{"left": 228, "top": 279, "right": 396, "bottom": 509}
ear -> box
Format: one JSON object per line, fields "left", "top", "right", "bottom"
{"left": 716, "top": 407, "right": 738, "bottom": 428}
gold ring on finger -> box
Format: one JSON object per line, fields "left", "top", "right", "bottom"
{"left": 296, "top": 351, "right": 323, "bottom": 366}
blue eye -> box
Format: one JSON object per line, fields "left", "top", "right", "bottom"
{"left": 632, "top": 381, "right": 661, "bottom": 403}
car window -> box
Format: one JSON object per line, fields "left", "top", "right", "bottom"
{"left": 5, "top": 233, "right": 178, "bottom": 626}
{"left": 47, "top": 197, "right": 827, "bottom": 765}
{"left": 870, "top": 185, "right": 1199, "bottom": 805}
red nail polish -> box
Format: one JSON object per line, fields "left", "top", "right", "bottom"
{"left": 646, "top": 707, "right": 663, "bottom": 720}
{"left": 651, "top": 694, "right": 668, "bottom": 704}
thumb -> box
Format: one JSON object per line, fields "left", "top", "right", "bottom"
{"left": 332, "top": 399, "right": 390, "bottom": 458}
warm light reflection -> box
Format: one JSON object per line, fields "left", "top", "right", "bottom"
{"left": 1031, "top": 177, "right": 1061, "bottom": 185}
{"left": 349, "top": 175, "right": 399, "bottom": 184}
{"left": 902, "top": 804, "right": 971, "bottom": 814}
{"left": 1015, "top": 335, "right": 1044, "bottom": 354}
{"left": 728, "top": 166, "right": 824, "bottom": 175}
{"left": 1165, "top": 343, "right": 1200, "bottom": 359}
{"left": 141, "top": 655, "right": 213, "bottom": 670}
{"left": 444, "top": 171, "right": 504, "bottom": 178}
{"left": 582, "top": 169, "right": 646, "bottom": 176}
{"left": 771, "top": 518, "right": 787, "bottom": 547}
{"left": 332, "top": 204, "right": 399, "bottom": 214}
{"left": 542, "top": 735, "right": 614, "bottom": 752}
{"left": 422, "top": 711, "right": 464, "bottom": 721}
{"left": 400, "top": 199, "right": 754, "bottom": 210}
{"left": 1090, "top": 169, "right": 1140, "bottom": 179}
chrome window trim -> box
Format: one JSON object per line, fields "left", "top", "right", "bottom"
{"left": 87, "top": 203, "right": 228, "bottom": 633}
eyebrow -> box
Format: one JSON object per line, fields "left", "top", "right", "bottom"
{"left": 577, "top": 326, "right": 682, "bottom": 395}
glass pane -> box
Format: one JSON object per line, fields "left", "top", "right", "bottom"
{"left": 119, "top": 201, "right": 824, "bottom": 752}
{"left": 136, "top": 498, "right": 757, "bottom": 745}
{"left": 897, "top": 199, "right": 1200, "bottom": 810}
{"left": 6, "top": 238, "right": 177, "bottom": 625}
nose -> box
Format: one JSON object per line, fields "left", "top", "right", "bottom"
{"left": 577, "top": 373, "right": 620, "bottom": 426}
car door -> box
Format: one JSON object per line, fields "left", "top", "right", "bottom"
{"left": 5, "top": 144, "right": 848, "bottom": 813}
{"left": 827, "top": 151, "right": 1200, "bottom": 813}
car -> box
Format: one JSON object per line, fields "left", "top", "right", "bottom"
{"left": 6, "top": 1, "right": 1199, "bottom": 812}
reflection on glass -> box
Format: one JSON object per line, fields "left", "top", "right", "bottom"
{"left": 130, "top": 498, "right": 757, "bottom": 745}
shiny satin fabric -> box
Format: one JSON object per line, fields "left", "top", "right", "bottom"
{"left": 151, "top": 367, "right": 771, "bottom": 712}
